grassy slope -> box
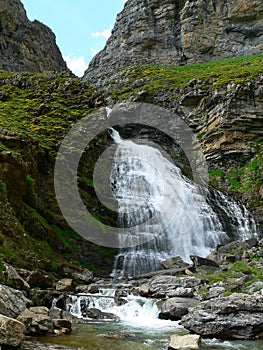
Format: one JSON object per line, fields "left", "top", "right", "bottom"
{"left": 109, "top": 54, "right": 263, "bottom": 99}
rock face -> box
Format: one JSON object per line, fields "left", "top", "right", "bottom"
{"left": 0, "top": 314, "right": 26, "bottom": 348}
{"left": 83, "top": 0, "right": 263, "bottom": 85}
{"left": 149, "top": 275, "right": 202, "bottom": 298}
{"left": 0, "top": 285, "right": 31, "bottom": 318}
{"left": 181, "top": 292, "right": 263, "bottom": 339}
{"left": 0, "top": 0, "right": 68, "bottom": 72}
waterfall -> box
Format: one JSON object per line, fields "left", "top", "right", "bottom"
{"left": 109, "top": 129, "right": 258, "bottom": 278}
{"left": 66, "top": 288, "right": 176, "bottom": 329}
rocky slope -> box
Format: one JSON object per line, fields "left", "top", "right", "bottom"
{"left": 84, "top": 0, "right": 263, "bottom": 85}
{"left": 0, "top": 0, "right": 68, "bottom": 72}
{"left": 0, "top": 70, "right": 115, "bottom": 278}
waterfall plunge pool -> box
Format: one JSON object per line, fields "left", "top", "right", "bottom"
{"left": 34, "top": 289, "right": 263, "bottom": 350}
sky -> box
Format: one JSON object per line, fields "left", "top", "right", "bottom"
{"left": 21, "top": 1, "right": 127, "bottom": 76}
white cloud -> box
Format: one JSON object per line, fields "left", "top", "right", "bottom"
{"left": 91, "top": 29, "right": 111, "bottom": 40}
{"left": 64, "top": 55, "right": 88, "bottom": 77}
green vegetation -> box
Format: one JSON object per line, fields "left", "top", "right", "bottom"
{"left": 0, "top": 180, "right": 6, "bottom": 196}
{"left": 226, "top": 142, "right": 263, "bottom": 205}
{"left": 110, "top": 54, "right": 263, "bottom": 100}
{"left": 26, "top": 174, "right": 35, "bottom": 190}
{"left": 0, "top": 71, "right": 95, "bottom": 155}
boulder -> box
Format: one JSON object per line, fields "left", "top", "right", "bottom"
{"left": 181, "top": 292, "right": 263, "bottom": 339}
{"left": 27, "top": 270, "right": 53, "bottom": 289}
{"left": 17, "top": 306, "right": 53, "bottom": 335}
{"left": 208, "top": 286, "right": 226, "bottom": 299}
{"left": 137, "top": 284, "right": 150, "bottom": 296}
{"left": 0, "top": 285, "right": 31, "bottom": 318}
{"left": 0, "top": 314, "right": 26, "bottom": 347}
{"left": 161, "top": 257, "right": 189, "bottom": 270}
{"left": 56, "top": 278, "right": 73, "bottom": 292}
{"left": 159, "top": 297, "right": 200, "bottom": 320}
{"left": 190, "top": 255, "right": 219, "bottom": 269}
{"left": 75, "top": 284, "right": 99, "bottom": 294}
{"left": 3, "top": 263, "right": 30, "bottom": 291}
{"left": 73, "top": 269, "right": 94, "bottom": 284}
{"left": 30, "top": 289, "right": 55, "bottom": 309}
{"left": 168, "top": 334, "right": 201, "bottom": 350}
{"left": 86, "top": 308, "right": 119, "bottom": 321}
{"left": 149, "top": 276, "right": 202, "bottom": 298}
{"left": 52, "top": 319, "right": 72, "bottom": 334}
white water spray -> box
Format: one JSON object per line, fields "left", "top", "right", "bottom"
{"left": 109, "top": 129, "right": 258, "bottom": 278}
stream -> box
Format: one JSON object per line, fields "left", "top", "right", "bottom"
{"left": 33, "top": 288, "right": 263, "bottom": 350}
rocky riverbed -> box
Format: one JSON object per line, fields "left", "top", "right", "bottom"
{"left": 0, "top": 237, "right": 263, "bottom": 350}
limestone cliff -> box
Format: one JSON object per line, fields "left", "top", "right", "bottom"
{"left": 83, "top": 0, "right": 263, "bottom": 85}
{"left": 0, "top": 0, "right": 68, "bottom": 72}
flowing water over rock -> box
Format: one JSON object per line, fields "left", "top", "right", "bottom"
{"left": 109, "top": 130, "right": 258, "bottom": 278}
{"left": 34, "top": 289, "right": 263, "bottom": 350}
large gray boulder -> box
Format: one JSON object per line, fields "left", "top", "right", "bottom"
{"left": 0, "top": 314, "right": 25, "bottom": 347}
{"left": 149, "top": 275, "right": 202, "bottom": 298}
{"left": 181, "top": 292, "right": 263, "bottom": 339}
{"left": 159, "top": 297, "right": 200, "bottom": 320}
{"left": 0, "top": 285, "right": 31, "bottom": 318}
{"left": 17, "top": 306, "right": 52, "bottom": 335}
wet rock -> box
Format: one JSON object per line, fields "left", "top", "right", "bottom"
{"left": 27, "top": 270, "right": 53, "bottom": 289}
{"left": 56, "top": 278, "right": 73, "bottom": 292}
{"left": 181, "top": 292, "right": 263, "bottom": 339}
{"left": 0, "top": 285, "right": 32, "bottom": 318}
{"left": 159, "top": 297, "right": 200, "bottom": 321}
{"left": 52, "top": 319, "right": 72, "bottom": 334}
{"left": 168, "top": 334, "right": 201, "bottom": 350}
{"left": 0, "top": 314, "right": 26, "bottom": 348}
{"left": 86, "top": 308, "right": 119, "bottom": 321}
{"left": 161, "top": 256, "right": 189, "bottom": 270}
{"left": 55, "top": 295, "right": 68, "bottom": 311}
{"left": 17, "top": 306, "right": 53, "bottom": 336}
{"left": 106, "top": 331, "right": 133, "bottom": 339}
{"left": 149, "top": 275, "right": 202, "bottom": 298}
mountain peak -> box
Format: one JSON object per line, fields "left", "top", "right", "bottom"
{"left": 0, "top": 0, "right": 68, "bottom": 73}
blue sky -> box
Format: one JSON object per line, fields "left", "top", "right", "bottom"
{"left": 21, "top": 1, "right": 127, "bottom": 76}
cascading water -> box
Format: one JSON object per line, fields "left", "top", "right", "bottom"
{"left": 66, "top": 288, "right": 174, "bottom": 329}
{"left": 109, "top": 129, "right": 258, "bottom": 278}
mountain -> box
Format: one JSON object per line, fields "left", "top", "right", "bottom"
{"left": 0, "top": 0, "right": 262, "bottom": 279}
{"left": 0, "top": 0, "right": 68, "bottom": 72}
{"left": 83, "top": 0, "right": 263, "bottom": 85}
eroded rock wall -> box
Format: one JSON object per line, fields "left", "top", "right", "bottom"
{"left": 84, "top": 0, "right": 263, "bottom": 85}
{"left": 0, "top": 0, "right": 68, "bottom": 72}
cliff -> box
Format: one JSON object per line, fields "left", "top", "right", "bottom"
{"left": 83, "top": 0, "right": 263, "bottom": 85}
{"left": 0, "top": 0, "right": 68, "bottom": 72}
